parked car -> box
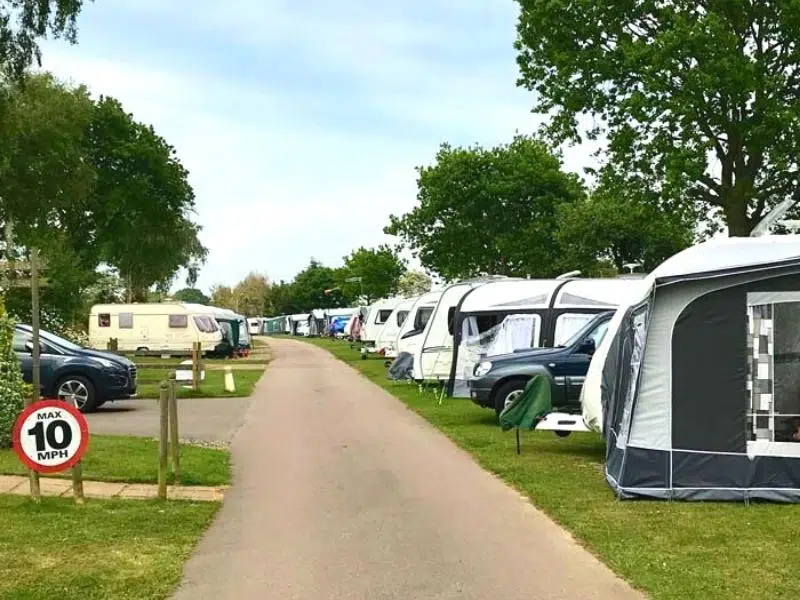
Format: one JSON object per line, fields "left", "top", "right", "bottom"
{"left": 14, "top": 325, "right": 138, "bottom": 413}
{"left": 467, "top": 311, "right": 614, "bottom": 418}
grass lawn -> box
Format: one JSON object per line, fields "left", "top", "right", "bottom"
{"left": 0, "top": 435, "right": 230, "bottom": 486}
{"left": 0, "top": 495, "right": 218, "bottom": 600}
{"left": 135, "top": 367, "right": 264, "bottom": 399}
{"left": 306, "top": 337, "right": 800, "bottom": 600}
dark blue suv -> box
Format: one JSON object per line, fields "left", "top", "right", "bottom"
{"left": 467, "top": 311, "right": 613, "bottom": 417}
{"left": 14, "top": 325, "right": 137, "bottom": 412}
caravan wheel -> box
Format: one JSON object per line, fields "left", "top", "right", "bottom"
{"left": 554, "top": 430, "right": 571, "bottom": 438}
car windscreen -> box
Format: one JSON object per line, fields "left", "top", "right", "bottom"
{"left": 33, "top": 328, "right": 84, "bottom": 351}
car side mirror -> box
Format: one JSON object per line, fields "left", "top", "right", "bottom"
{"left": 577, "top": 338, "right": 596, "bottom": 355}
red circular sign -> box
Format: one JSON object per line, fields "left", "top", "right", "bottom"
{"left": 12, "top": 399, "right": 89, "bottom": 473}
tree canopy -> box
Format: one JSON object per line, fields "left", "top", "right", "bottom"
{"left": 86, "top": 95, "right": 206, "bottom": 300}
{"left": 0, "top": 73, "right": 206, "bottom": 327}
{"left": 338, "top": 245, "right": 405, "bottom": 303}
{"left": 385, "top": 135, "right": 585, "bottom": 280}
{"left": 514, "top": 0, "right": 800, "bottom": 235}
{"left": 0, "top": 0, "right": 89, "bottom": 79}
{"left": 556, "top": 170, "right": 696, "bottom": 274}
{"left": 233, "top": 272, "right": 269, "bottom": 317}
{"left": 172, "top": 287, "right": 211, "bottom": 305}
{"left": 397, "top": 270, "right": 432, "bottom": 297}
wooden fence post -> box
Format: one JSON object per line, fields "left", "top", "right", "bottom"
{"left": 168, "top": 371, "right": 180, "bottom": 483}
{"left": 191, "top": 342, "right": 201, "bottom": 390}
{"left": 27, "top": 246, "right": 42, "bottom": 503}
{"left": 107, "top": 338, "right": 118, "bottom": 352}
{"left": 158, "top": 382, "right": 169, "bottom": 500}
{"left": 69, "top": 393, "right": 85, "bottom": 504}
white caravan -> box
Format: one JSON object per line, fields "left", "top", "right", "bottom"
{"left": 361, "top": 298, "right": 404, "bottom": 349}
{"left": 289, "top": 313, "right": 311, "bottom": 336}
{"left": 247, "top": 318, "right": 262, "bottom": 336}
{"left": 448, "top": 277, "right": 646, "bottom": 397}
{"left": 414, "top": 280, "right": 494, "bottom": 382}
{"left": 395, "top": 290, "right": 443, "bottom": 360}
{"left": 375, "top": 297, "right": 418, "bottom": 357}
{"left": 89, "top": 302, "right": 222, "bottom": 353}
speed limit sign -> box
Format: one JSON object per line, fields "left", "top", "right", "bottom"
{"left": 12, "top": 400, "right": 89, "bottom": 473}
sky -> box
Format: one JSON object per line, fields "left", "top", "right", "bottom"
{"left": 39, "top": 0, "right": 596, "bottom": 294}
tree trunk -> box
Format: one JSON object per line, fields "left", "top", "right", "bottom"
{"left": 724, "top": 203, "right": 752, "bottom": 237}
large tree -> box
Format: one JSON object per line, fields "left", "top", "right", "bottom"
{"left": 385, "top": 135, "right": 585, "bottom": 280}
{"left": 0, "top": 73, "right": 97, "bottom": 327}
{"left": 210, "top": 285, "right": 237, "bottom": 311}
{"left": 557, "top": 170, "right": 697, "bottom": 274}
{"left": 85, "top": 96, "right": 207, "bottom": 300}
{"left": 339, "top": 245, "right": 405, "bottom": 303}
{"left": 515, "top": 0, "right": 800, "bottom": 236}
{"left": 234, "top": 272, "right": 269, "bottom": 316}
{"left": 396, "top": 270, "right": 432, "bottom": 297}
{"left": 292, "top": 259, "right": 346, "bottom": 311}
{"left": 264, "top": 280, "right": 300, "bottom": 316}
{"left": 0, "top": 0, "right": 90, "bottom": 79}
{"left": 172, "top": 287, "right": 210, "bottom": 305}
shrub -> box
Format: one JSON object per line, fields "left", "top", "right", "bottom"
{"left": 0, "top": 300, "right": 25, "bottom": 449}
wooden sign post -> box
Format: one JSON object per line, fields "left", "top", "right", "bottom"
{"left": 1, "top": 222, "right": 51, "bottom": 503}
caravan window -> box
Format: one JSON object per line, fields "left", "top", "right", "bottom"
{"left": 447, "top": 307, "right": 457, "bottom": 335}
{"left": 119, "top": 313, "right": 134, "bottom": 329}
{"left": 747, "top": 293, "right": 800, "bottom": 449}
{"left": 414, "top": 307, "right": 433, "bottom": 331}
{"left": 376, "top": 309, "right": 393, "bottom": 324}
{"left": 169, "top": 314, "right": 188, "bottom": 328}
{"left": 193, "top": 316, "right": 218, "bottom": 333}
{"left": 396, "top": 310, "right": 409, "bottom": 327}
{"left": 98, "top": 313, "right": 111, "bottom": 328}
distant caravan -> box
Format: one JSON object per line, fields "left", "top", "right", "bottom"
{"left": 88, "top": 302, "right": 222, "bottom": 355}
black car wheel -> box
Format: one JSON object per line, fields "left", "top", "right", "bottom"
{"left": 57, "top": 375, "right": 98, "bottom": 413}
{"left": 493, "top": 379, "right": 529, "bottom": 418}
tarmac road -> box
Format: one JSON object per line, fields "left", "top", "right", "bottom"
{"left": 171, "top": 337, "right": 644, "bottom": 599}
{"left": 87, "top": 397, "right": 251, "bottom": 444}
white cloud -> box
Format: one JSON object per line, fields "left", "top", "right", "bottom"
{"left": 38, "top": 0, "right": 595, "bottom": 294}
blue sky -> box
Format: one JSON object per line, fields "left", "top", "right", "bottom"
{"left": 40, "top": 0, "right": 595, "bottom": 293}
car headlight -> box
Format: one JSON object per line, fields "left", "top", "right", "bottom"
{"left": 93, "top": 358, "right": 117, "bottom": 368}
{"left": 474, "top": 361, "right": 493, "bottom": 377}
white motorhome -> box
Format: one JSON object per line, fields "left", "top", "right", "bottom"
{"left": 89, "top": 302, "right": 222, "bottom": 353}
{"left": 447, "top": 277, "right": 646, "bottom": 397}
{"left": 375, "top": 297, "right": 418, "bottom": 357}
{"left": 395, "top": 290, "right": 443, "bottom": 360}
{"left": 361, "top": 298, "right": 404, "bottom": 349}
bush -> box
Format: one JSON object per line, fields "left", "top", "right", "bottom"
{"left": 8, "top": 307, "right": 89, "bottom": 347}
{"left": 0, "top": 300, "right": 25, "bottom": 449}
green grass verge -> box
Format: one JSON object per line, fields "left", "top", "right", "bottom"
{"left": 135, "top": 368, "right": 264, "bottom": 399}
{"left": 0, "top": 496, "right": 218, "bottom": 600}
{"left": 0, "top": 435, "right": 230, "bottom": 486}
{"left": 306, "top": 337, "right": 800, "bottom": 600}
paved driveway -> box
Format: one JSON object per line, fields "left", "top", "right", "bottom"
{"left": 171, "top": 337, "right": 644, "bottom": 600}
{"left": 86, "top": 397, "right": 252, "bottom": 444}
